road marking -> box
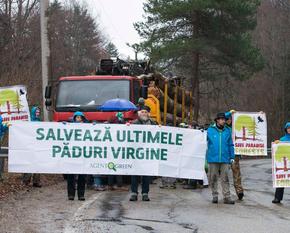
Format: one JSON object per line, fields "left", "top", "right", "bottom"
{"left": 63, "top": 192, "right": 104, "bottom": 233}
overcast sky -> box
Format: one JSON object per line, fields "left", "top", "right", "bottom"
{"left": 84, "top": 0, "right": 146, "bottom": 59}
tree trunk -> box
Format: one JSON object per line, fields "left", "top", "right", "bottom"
{"left": 192, "top": 52, "right": 200, "bottom": 122}
{"left": 191, "top": 11, "right": 200, "bottom": 123}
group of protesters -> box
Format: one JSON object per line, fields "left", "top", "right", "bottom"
{"left": 0, "top": 102, "right": 289, "bottom": 205}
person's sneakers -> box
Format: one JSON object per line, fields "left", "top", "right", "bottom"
{"left": 212, "top": 197, "right": 218, "bottom": 204}
{"left": 68, "top": 196, "right": 74, "bottom": 201}
{"left": 129, "top": 193, "right": 138, "bottom": 201}
{"left": 142, "top": 194, "right": 150, "bottom": 201}
{"left": 78, "top": 196, "right": 85, "bottom": 201}
{"left": 33, "top": 183, "right": 42, "bottom": 188}
{"left": 224, "top": 199, "right": 235, "bottom": 205}
{"left": 238, "top": 192, "right": 244, "bottom": 200}
{"left": 272, "top": 198, "right": 281, "bottom": 204}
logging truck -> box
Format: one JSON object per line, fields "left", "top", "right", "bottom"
{"left": 44, "top": 59, "right": 194, "bottom": 125}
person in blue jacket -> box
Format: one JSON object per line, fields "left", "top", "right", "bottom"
{"left": 207, "top": 112, "right": 235, "bottom": 204}
{"left": 0, "top": 115, "right": 9, "bottom": 181}
{"left": 67, "top": 111, "right": 87, "bottom": 201}
{"left": 23, "top": 106, "right": 42, "bottom": 187}
{"left": 272, "top": 122, "right": 290, "bottom": 204}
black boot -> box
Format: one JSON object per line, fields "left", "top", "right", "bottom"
{"left": 33, "top": 183, "right": 42, "bottom": 188}
{"left": 272, "top": 198, "right": 281, "bottom": 204}
{"left": 212, "top": 197, "right": 218, "bottom": 204}
{"left": 238, "top": 192, "right": 244, "bottom": 200}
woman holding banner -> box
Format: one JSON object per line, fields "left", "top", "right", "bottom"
{"left": 272, "top": 122, "right": 290, "bottom": 204}
{"left": 66, "top": 112, "right": 87, "bottom": 201}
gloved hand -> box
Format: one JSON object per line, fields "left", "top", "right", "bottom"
{"left": 4, "top": 122, "right": 12, "bottom": 127}
{"left": 230, "top": 159, "right": 235, "bottom": 165}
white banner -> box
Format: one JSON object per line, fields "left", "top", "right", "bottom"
{"left": 0, "top": 85, "right": 30, "bottom": 122}
{"left": 8, "top": 122, "right": 207, "bottom": 179}
{"left": 272, "top": 142, "right": 290, "bottom": 188}
{"left": 232, "top": 112, "right": 267, "bottom": 156}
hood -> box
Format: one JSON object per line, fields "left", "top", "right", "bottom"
{"left": 225, "top": 111, "right": 232, "bottom": 120}
{"left": 73, "top": 111, "right": 87, "bottom": 122}
{"left": 31, "top": 106, "right": 41, "bottom": 121}
{"left": 285, "top": 122, "right": 290, "bottom": 134}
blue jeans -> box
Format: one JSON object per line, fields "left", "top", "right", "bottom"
{"left": 131, "top": 176, "right": 150, "bottom": 194}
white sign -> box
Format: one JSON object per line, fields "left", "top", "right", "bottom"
{"left": 272, "top": 142, "right": 290, "bottom": 188}
{"left": 8, "top": 122, "right": 207, "bottom": 179}
{"left": 232, "top": 112, "right": 267, "bottom": 156}
{"left": 0, "top": 85, "right": 30, "bottom": 122}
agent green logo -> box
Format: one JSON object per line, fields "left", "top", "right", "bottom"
{"left": 108, "top": 162, "right": 117, "bottom": 172}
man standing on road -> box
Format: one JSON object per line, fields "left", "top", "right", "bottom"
{"left": 225, "top": 110, "right": 244, "bottom": 200}
{"left": 207, "top": 112, "right": 235, "bottom": 204}
{"left": 129, "top": 105, "right": 156, "bottom": 202}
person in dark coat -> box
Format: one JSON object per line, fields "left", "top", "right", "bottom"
{"left": 130, "top": 105, "right": 156, "bottom": 202}
{"left": 67, "top": 111, "right": 87, "bottom": 201}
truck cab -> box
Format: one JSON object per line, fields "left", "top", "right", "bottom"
{"left": 49, "top": 75, "right": 143, "bottom": 122}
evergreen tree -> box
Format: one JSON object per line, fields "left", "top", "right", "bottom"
{"left": 105, "top": 42, "right": 119, "bottom": 57}
{"left": 135, "top": 0, "right": 264, "bottom": 120}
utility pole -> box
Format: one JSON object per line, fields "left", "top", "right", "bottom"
{"left": 40, "top": 0, "right": 50, "bottom": 121}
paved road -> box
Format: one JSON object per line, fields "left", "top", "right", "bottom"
{"left": 0, "top": 159, "right": 289, "bottom": 233}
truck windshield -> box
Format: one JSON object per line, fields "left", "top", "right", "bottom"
{"left": 56, "top": 80, "right": 130, "bottom": 111}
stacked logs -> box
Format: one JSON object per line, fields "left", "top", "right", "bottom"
{"left": 138, "top": 73, "right": 194, "bottom": 122}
